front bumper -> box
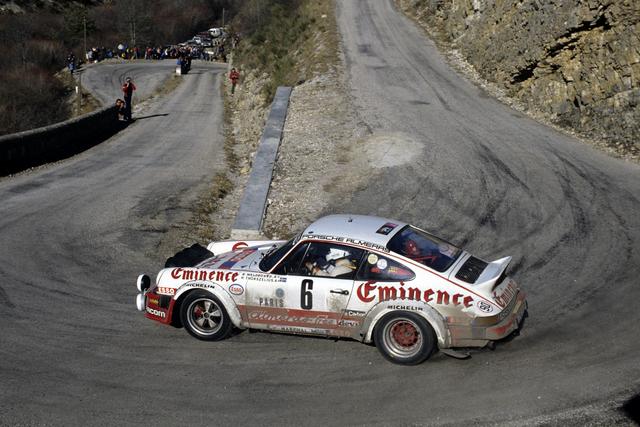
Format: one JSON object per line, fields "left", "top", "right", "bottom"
{"left": 135, "top": 283, "right": 173, "bottom": 325}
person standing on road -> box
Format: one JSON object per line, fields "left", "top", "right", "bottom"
{"left": 229, "top": 67, "right": 240, "bottom": 94}
{"left": 122, "top": 77, "right": 136, "bottom": 122}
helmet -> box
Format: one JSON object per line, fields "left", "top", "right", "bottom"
{"left": 403, "top": 238, "right": 420, "bottom": 257}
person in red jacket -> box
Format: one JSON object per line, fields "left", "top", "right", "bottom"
{"left": 229, "top": 68, "right": 240, "bottom": 94}
{"left": 122, "top": 77, "right": 136, "bottom": 121}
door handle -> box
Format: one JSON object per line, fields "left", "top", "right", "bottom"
{"left": 330, "top": 289, "right": 349, "bottom": 295}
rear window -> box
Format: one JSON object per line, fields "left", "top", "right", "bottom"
{"left": 387, "top": 226, "right": 461, "bottom": 272}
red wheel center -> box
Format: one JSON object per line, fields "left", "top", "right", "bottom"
{"left": 391, "top": 321, "right": 419, "bottom": 347}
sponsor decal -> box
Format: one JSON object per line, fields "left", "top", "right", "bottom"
{"left": 148, "top": 297, "right": 160, "bottom": 306}
{"left": 301, "top": 234, "right": 390, "bottom": 253}
{"left": 178, "top": 282, "right": 216, "bottom": 291}
{"left": 477, "top": 301, "right": 493, "bottom": 313}
{"left": 493, "top": 280, "right": 517, "bottom": 308}
{"left": 245, "top": 306, "right": 360, "bottom": 331}
{"left": 345, "top": 238, "right": 389, "bottom": 253}
{"left": 377, "top": 259, "right": 388, "bottom": 270}
{"left": 229, "top": 284, "right": 244, "bottom": 295}
{"left": 259, "top": 297, "right": 284, "bottom": 307}
{"left": 157, "top": 287, "right": 175, "bottom": 296}
{"left": 146, "top": 307, "right": 166, "bottom": 318}
{"left": 337, "top": 319, "right": 360, "bottom": 328}
{"left": 245, "top": 272, "right": 287, "bottom": 283}
{"left": 197, "top": 255, "right": 226, "bottom": 269}
{"left": 301, "top": 234, "right": 345, "bottom": 243}
{"left": 232, "top": 242, "right": 249, "bottom": 251}
{"left": 376, "top": 222, "right": 398, "bottom": 235}
{"left": 343, "top": 309, "right": 366, "bottom": 317}
{"left": 356, "top": 281, "right": 473, "bottom": 307}
{"left": 171, "top": 268, "right": 239, "bottom": 283}
{"left": 367, "top": 254, "right": 379, "bottom": 264}
{"left": 250, "top": 310, "right": 336, "bottom": 326}
{"left": 275, "top": 288, "right": 285, "bottom": 298}
{"left": 387, "top": 305, "right": 423, "bottom": 311}
{"left": 220, "top": 248, "right": 257, "bottom": 269}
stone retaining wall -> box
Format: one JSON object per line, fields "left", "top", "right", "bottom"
{"left": 398, "top": 0, "right": 639, "bottom": 158}
{"left": 0, "top": 106, "right": 126, "bottom": 176}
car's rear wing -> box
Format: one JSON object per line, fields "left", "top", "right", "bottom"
{"left": 473, "top": 256, "right": 512, "bottom": 293}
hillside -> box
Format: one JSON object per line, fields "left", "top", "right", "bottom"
{"left": 397, "top": 0, "right": 639, "bottom": 160}
{"left": 0, "top": 0, "right": 234, "bottom": 135}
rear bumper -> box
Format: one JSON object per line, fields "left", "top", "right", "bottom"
{"left": 484, "top": 291, "right": 527, "bottom": 340}
{"left": 448, "top": 291, "right": 527, "bottom": 347}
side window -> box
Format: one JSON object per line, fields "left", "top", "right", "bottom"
{"left": 272, "top": 243, "right": 309, "bottom": 275}
{"left": 300, "top": 242, "right": 364, "bottom": 279}
{"left": 356, "top": 252, "right": 415, "bottom": 282}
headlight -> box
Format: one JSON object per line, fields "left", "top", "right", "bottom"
{"left": 137, "top": 274, "right": 151, "bottom": 292}
{"left": 135, "top": 293, "right": 146, "bottom": 311}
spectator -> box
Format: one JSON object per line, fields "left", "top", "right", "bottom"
{"left": 115, "top": 98, "right": 126, "bottom": 121}
{"left": 66, "top": 52, "right": 76, "bottom": 74}
{"left": 121, "top": 77, "right": 136, "bottom": 122}
{"left": 229, "top": 67, "right": 240, "bottom": 94}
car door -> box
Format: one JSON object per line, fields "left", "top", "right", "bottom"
{"left": 245, "top": 241, "right": 364, "bottom": 337}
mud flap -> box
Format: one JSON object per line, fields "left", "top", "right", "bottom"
{"left": 440, "top": 349, "right": 471, "bottom": 359}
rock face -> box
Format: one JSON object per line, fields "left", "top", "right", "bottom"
{"left": 398, "top": 0, "right": 639, "bottom": 158}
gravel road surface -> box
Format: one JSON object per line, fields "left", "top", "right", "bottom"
{"left": 0, "top": 2, "right": 639, "bottom": 426}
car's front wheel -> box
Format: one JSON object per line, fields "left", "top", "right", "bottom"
{"left": 181, "top": 291, "right": 232, "bottom": 341}
{"left": 374, "top": 311, "right": 436, "bottom": 365}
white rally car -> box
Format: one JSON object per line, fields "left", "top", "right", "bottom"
{"left": 136, "top": 214, "right": 527, "bottom": 365}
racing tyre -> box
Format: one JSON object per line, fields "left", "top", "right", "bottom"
{"left": 374, "top": 311, "right": 436, "bottom": 365}
{"left": 181, "top": 291, "right": 232, "bottom": 341}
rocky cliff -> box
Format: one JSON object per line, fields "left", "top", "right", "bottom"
{"left": 398, "top": 0, "right": 639, "bottom": 159}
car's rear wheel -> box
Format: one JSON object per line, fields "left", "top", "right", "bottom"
{"left": 374, "top": 311, "right": 436, "bottom": 365}
{"left": 181, "top": 291, "right": 232, "bottom": 341}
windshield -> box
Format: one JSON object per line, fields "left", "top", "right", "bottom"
{"left": 259, "top": 235, "right": 299, "bottom": 272}
{"left": 387, "top": 226, "right": 461, "bottom": 272}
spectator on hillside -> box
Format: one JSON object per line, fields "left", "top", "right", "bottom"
{"left": 219, "top": 44, "right": 226, "bottom": 62}
{"left": 229, "top": 67, "right": 240, "bottom": 94}
{"left": 122, "top": 77, "right": 136, "bottom": 122}
{"left": 67, "top": 52, "right": 76, "bottom": 74}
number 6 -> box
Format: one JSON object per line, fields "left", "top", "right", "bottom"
{"left": 301, "top": 279, "right": 313, "bottom": 310}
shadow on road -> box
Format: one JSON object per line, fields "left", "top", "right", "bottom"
{"left": 134, "top": 113, "right": 170, "bottom": 120}
{"left": 621, "top": 392, "right": 640, "bottom": 423}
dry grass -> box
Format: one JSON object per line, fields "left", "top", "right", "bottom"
{"left": 233, "top": 0, "right": 340, "bottom": 103}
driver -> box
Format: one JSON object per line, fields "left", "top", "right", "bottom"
{"left": 305, "top": 247, "right": 356, "bottom": 277}
{"left": 403, "top": 238, "right": 421, "bottom": 258}
{"left": 403, "top": 237, "right": 438, "bottom": 265}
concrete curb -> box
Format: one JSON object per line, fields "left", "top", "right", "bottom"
{"left": 231, "top": 86, "right": 292, "bottom": 239}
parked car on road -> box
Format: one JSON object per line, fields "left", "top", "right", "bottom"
{"left": 135, "top": 214, "right": 527, "bottom": 365}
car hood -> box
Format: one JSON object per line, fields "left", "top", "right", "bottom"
{"left": 196, "top": 241, "right": 284, "bottom": 272}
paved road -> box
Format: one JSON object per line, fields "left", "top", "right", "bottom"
{"left": 79, "top": 60, "right": 180, "bottom": 105}
{"left": 1, "top": 4, "right": 639, "bottom": 427}
{"left": 330, "top": 0, "right": 640, "bottom": 424}
{"left": 0, "top": 61, "right": 231, "bottom": 425}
